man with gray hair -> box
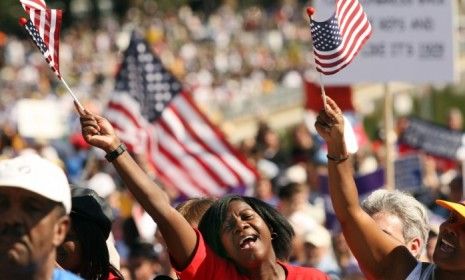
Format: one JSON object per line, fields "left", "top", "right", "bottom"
{"left": 361, "top": 189, "right": 430, "bottom": 259}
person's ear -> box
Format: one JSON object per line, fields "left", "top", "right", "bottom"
{"left": 53, "top": 215, "right": 70, "bottom": 247}
{"left": 407, "top": 237, "right": 422, "bottom": 258}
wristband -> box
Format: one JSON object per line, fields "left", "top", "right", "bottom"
{"left": 105, "top": 143, "right": 126, "bottom": 162}
{"left": 326, "top": 153, "right": 349, "bottom": 163}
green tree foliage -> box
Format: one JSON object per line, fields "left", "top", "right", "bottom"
{"left": 0, "top": 0, "right": 27, "bottom": 35}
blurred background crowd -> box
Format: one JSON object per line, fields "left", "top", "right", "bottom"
{"left": 1, "top": 0, "right": 465, "bottom": 279}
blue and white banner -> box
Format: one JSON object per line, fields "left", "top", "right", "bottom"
{"left": 399, "top": 117, "right": 465, "bottom": 160}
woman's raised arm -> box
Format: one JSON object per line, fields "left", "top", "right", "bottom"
{"left": 314, "top": 97, "right": 417, "bottom": 279}
{"left": 76, "top": 103, "right": 197, "bottom": 270}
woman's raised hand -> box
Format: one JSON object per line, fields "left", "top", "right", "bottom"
{"left": 74, "top": 101, "right": 120, "bottom": 152}
{"left": 314, "top": 97, "right": 345, "bottom": 145}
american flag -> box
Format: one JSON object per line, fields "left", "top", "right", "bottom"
{"left": 22, "top": 18, "right": 61, "bottom": 78}
{"left": 20, "top": 0, "right": 46, "bottom": 12}
{"left": 106, "top": 32, "right": 258, "bottom": 197}
{"left": 310, "top": 0, "right": 372, "bottom": 75}
{"left": 20, "top": 0, "right": 62, "bottom": 76}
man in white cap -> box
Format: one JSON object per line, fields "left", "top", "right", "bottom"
{"left": 302, "top": 224, "right": 341, "bottom": 279}
{"left": 0, "top": 154, "right": 81, "bottom": 279}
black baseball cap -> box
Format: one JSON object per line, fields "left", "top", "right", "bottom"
{"left": 70, "top": 186, "right": 113, "bottom": 239}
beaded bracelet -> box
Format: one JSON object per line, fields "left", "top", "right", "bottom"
{"left": 326, "top": 153, "right": 349, "bottom": 163}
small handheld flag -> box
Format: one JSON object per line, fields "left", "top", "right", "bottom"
{"left": 307, "top": 0, "right": 372, "bottom": 75}
{"left": 19, "top": 17, "right": 83, "bottom": 110}
{"left": 19, "top": 17, "right": 61, "bottom": 78}
{"left": 19, "top": 1, "right": 63, "bottom": 78}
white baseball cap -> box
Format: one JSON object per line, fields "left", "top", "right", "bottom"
{"left": 304, "top": 224, "right": 332, "bottom": 248}
{"left": 0, "top": 154, "right": 71, "bottom": 213}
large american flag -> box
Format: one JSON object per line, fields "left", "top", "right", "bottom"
{"left": 20, "top": 0, "right": 62, "bottom": 76}
{"left": 310, "top": 0, "right": 372, "bottom": 75}
{"left": 106, "top": 32, "right": 258, "bottom": 198}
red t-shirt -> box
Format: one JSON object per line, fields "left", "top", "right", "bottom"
{"left": 175, "top": 230, "right": 329, "bottom": 280}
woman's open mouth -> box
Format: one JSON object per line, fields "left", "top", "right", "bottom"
{"left": 239, "top": 235, "right": 258, "bottom": 250}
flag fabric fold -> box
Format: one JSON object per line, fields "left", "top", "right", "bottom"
{"left": 19, "top": 0, "right": 62, "bottom": 77}
{"left": 106, "top": 32, "right": 258, "bottom": 198}
{"left": 22, "top": 17, "right": 62, "bottom": 78}
{"left": 20, "top": 0, "right": 46, "bottom": 12}
{"left": 309, "top": 0, "right": 372, "bottom": 75}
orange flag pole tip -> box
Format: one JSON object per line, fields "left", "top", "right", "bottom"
{"left": 19, "top": 17, "right": 28, "bottom": 26}
{"left": 306, "top": 7, "right": 315, "bottom": 17}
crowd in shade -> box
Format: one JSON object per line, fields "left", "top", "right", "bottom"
{"left": 0, "top": 2, "right": 464, "bottom": 280}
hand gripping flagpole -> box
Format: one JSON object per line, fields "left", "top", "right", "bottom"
{"left": 306, "top": 7, "right": 328, "bottom": 111}
{"left": 19, "top": 17, "right": 84, "bottom": 111}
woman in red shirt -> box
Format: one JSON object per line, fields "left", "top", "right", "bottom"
{"left": 76, "top": 104, "right": 328, "bottom": 280}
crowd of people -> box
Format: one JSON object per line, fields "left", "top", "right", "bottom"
{"left": 1, "top": 2, "right": 465, "bottom": 280}
{"left": 0, "top": 3, "right": 313, "bottom": 121}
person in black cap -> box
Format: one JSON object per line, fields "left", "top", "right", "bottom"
{"left": 57, "top": 186, "right": 124, "bottom": 280}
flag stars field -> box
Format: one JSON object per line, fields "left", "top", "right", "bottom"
{"left": 308, "top": 0, "right": 372, "bottom": 74}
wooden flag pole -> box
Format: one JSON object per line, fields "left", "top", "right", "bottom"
{"left": 318, "top": 72, "right": 328, "bottom": 110}
{"left": 383, "top": 83, "right": 396, "bottom": 190}
{"left": 307, "top": 7, "right": 328, "bottom": 110}
{"left": 60, "top": 76, "right": 84, "bottom": 110}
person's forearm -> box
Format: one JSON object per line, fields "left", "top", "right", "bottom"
{"left": 111, "top": 151, "right": 171, "bottom": 219}
{"left": 78, "top": 110, "right": 198, "bottom": 268}
{"left": 326, "top": 141, "right": 361, "bottom": 222}
{"left": 110, "top": 150, "right": 197, "bottom": 269}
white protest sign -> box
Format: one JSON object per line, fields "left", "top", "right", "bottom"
{"left": 17, "top": 99, "right": 67, "bottom": 139}
{"left": 312, "top": 0, "right": 456, "bottom": 84}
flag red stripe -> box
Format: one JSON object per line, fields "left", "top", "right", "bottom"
{"left": 314, "top": 22, "right": 371, "bottom": 74}
{"left": 314, "top": 18, "right": 370, "bottom": 64}
{"left": 145, "top": 156, "right": 193, "bottom": 199}
{"left": 107, "top": 101, "right": 144, "bottom": 129}
{"left": 338, "top": 0, "right": 359, "bottom": 34}
{"left": 156, "top": 119, "right": 229, "bottom": 190}
{"left": 108, "top": 95, "right": 240, "bottom": 196}
{"left": 26, "top": 8, "right": 62, "bottom": 77}
{"left": 310, "top": 0, "right": 372, "bottom": 75}
{"left": 109, "top": 121, "right": 136, "bottom": 152}
{"left": 181, "top": 92, "right": 259, "bottom": 183}
{"left": 106, "top": 99, "right": 147, "bottom": 153}
{"left": 51, "top": 10, "right": 61, "bottom": 73}
{"left": 150, "top": 151, "right": 208, "bottom": 197}
{"left": 156, "top": 139, "right": 214, "bottom": 196}
{"left": 163, "top": 102, "right": 242, "bottom": 186}
{"left": 21, "top": 0, "right": 46, "bottom": 12}
{"left": 313, "top": 5, "right": 366, "bottom": 60}
{"left": 310, "top": 0, "right": 363, "bottom": 57}
{"left": 167, "top": 96, "right": 245, "bottom": 186}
